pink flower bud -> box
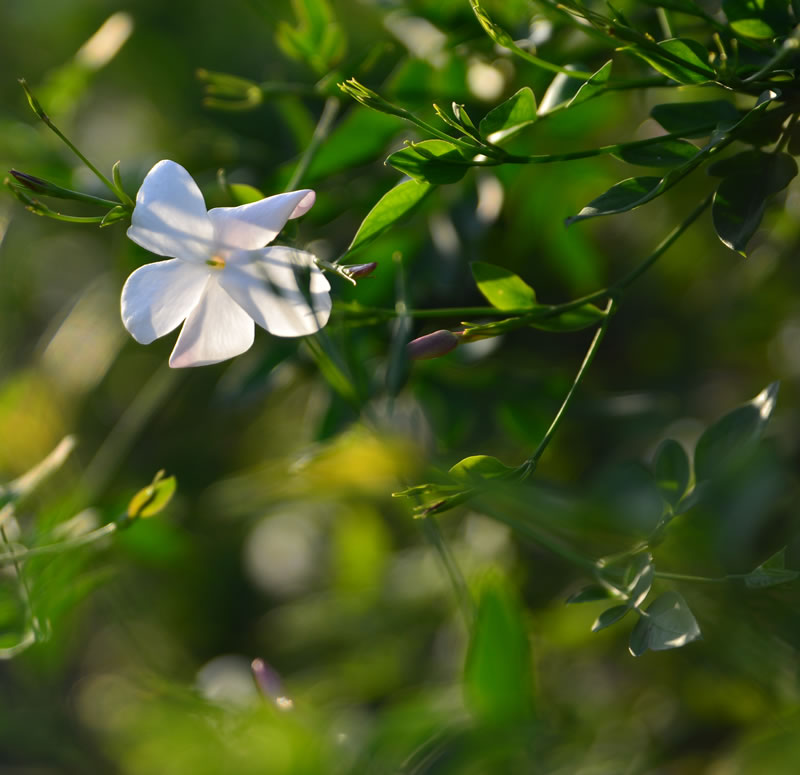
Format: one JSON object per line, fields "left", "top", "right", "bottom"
{"left": 407, "top": 329, "right": 460, "bottom": 360}
{"left": 343, "top": 262, "right": 377, "bottom": 279}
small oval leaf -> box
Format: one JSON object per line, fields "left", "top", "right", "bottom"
{"left": 449, "top": 455, "right": 516, "bottom": 483}
{"left": 613, "top": 138, "right": 699, "bottom": 167}
{"left": 694, "top": 382, "right": 779, "bottom": 482}
{"left": 654, "top": 439, "right": 690, "bottom": 507}
{"left": 471, "top": 262, "right": 537, "bottom": 310}
{"left": 592, "top": 604, "right": 630, "bottom": 632}
{"left": 479, "top": 87, "right": 537, "bottom": 144}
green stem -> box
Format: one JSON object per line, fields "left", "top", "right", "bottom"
{"left": 19, "top": 79, "right": 133, "bottom": 206}
{"left": 654, "top": 571, "right": 732, "bottom": 583}
{"left": 0, "top": 514, "right": 42, "bottom": 640}
{"left": 522, "top": 297, "right": 616, "bottom": 474}
{"left": 477, "top": 501, "right": 598, "bottom": 571}
{"left": 339, "top": 193, "right": 711, "bottom": 329}
{"left": 775, "top": 113, "right": 799, "bottom": 153}
{"left": 613, "top": 192, "right": 714, "bottom": 292}
{"left": 285, "top": 97, "right": 341, "bottom": 191}
{"left": 420, "top": 517, "right": 475, "bottom": 629}
{"left": 743, "top": 36, "right": 800, "bottom": 83}
{"left": 0, "top": 522, "right": 118, "bottom": 565}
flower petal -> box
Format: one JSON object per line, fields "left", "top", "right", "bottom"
{"left": 127, "top": 160, "right": 215, "bottom": 262}
{"left": 218, "top": 246, "right": 331, "bottom": 337}
{"left": 169, "top": 279, "right": 255, "bottom": 367}
{"left": 207, "top": 189, "right": 315, "bottom": 251}
{"left": 121, "top": 259, "right": 210, "bottom": 344}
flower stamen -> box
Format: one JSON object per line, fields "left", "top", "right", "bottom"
{"left": 206, "top": 254, "right": 225, "bottom": 269}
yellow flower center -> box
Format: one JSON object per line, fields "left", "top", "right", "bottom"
{"left": 206, "top": 255, "right": 226, "bottom": 269}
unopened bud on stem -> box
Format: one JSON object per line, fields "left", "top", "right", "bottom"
{"left": 342, "top": 262, "right": 377, "bottom": 280}
{"left": 407, "top": 329, "right": 460, "bottom": 360}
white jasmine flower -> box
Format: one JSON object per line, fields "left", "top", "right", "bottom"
{"left": 121, "top": 160, "right": 331, "bottom": 368}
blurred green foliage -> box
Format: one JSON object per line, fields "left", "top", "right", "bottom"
{"left": 2, "top": 0, "right": 800, "bottom": 773}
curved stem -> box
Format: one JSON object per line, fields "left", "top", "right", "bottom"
{"left": 285, "top": 96, "right": 341, "bottom": 191}
{"left": 522, "top": 297, "right": 616, "bottom": 475}
{"left": 0, "top": 522, "right": 118, "bottom": 565}
{"left": 420, "top": 516, "right": 475, "bottom": 629}
{"left": 613, "top": 192, "right": 714, "bottom": 292}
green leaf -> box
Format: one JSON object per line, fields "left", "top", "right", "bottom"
{"left": 723, "top": 0, "right": 791, "bottom": 39}
{"left": 537, "top": 60, "right": 612, "bottom": 116}
{"left": 471, "top": 262, "right": 537, "bottom": 310}
{"left": 651, "top": 100, "right": 740, "bottom": 136}
{"left": 626, "top": 554, "right": 655, "bottom": 609}
{"left": 628, "top": 591, "right": 701, "bottom": 656}
{"left": 566, "top": 176, "right": 662, "bottom": 225}
{"left": 479, "top": 87, "right": 537, "bottom": 144}
{"left": 626, "top": 38, "right": 714, "bottom": 84}
{"left": 464, "top": 581, "right": 535, "bottom": 723}
{"left": 744, "top": 548, "right": 800, "bottom": 589}
{"left": 569, "top": 60, "right": 613, "bottom": 108}
{"left": 127, "top": 471, "right": 177, "bottom": 519}
{"left": 386, "top": 140, "right": 469, "bottom": 185}
{"left": 654, "top": 439, "right": 690, "bottom": 507}
{"left": 537, "top": 69, "right": 583, "bottom": 116}
{"left": 449, "top": 455, "right": 516, "bottom": 482}
{"left": 566, "top": 584, "right": 615, "bottom": 604}
{"left": 613, "top": 138, "right": 699, "bottom": 167}
{"left": 712, "top": 151, "right": 797, "bottom": 254}
{"left": 228, "top": 183, "right": 265, "bottom": 205}
{"left": 276, "top": 0, "right": 346, "bottom": 74}
{"left": 694, "top": 382, "right": 779, "bottom": 482}
{"left": 527, "top": 303, "right": 607, "bottom": 332}
{"left": 592, "top": 604, "right": 630, "bottom": 632}
{"left": 343, "top": 179, "right": 432, "bottom": 259}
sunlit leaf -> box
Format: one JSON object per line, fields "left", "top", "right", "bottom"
{"left": 127, "top": 471, "right": 177, "bottom": 519}
{"left": 343, "top": 179, "right": 432, "bottom": 259}
{"left": 569, "top": 60, "right": 613, "bottom": 108}
{"left": 471, "top": 262, "right": 537, "bottom": 310}
{"left": 479, "top": 87, "right": 537, "bottom": 144}
{"left": 723, "top": 0, "right": 791, "bottom": 39}
{"left": 592, "top": 604, "right": 629, "bottom": 632}
{"left": 449, "top": 455, "right": 516, "bottom": 482}
{"left": 566, "top": 177, "right": 662, "bottom": 225}
{"left": 694, "top": 382, "right": 779, "bottom": 482}
{"left": 629, "top": 591, "right": 701, "bottom": 655}
{"left": 228, "top": 183, "right": 265, "bottom": 205}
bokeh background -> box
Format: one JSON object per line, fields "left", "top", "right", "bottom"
{"left": 2, "top": 0, "right": 800, "bottom": 772}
